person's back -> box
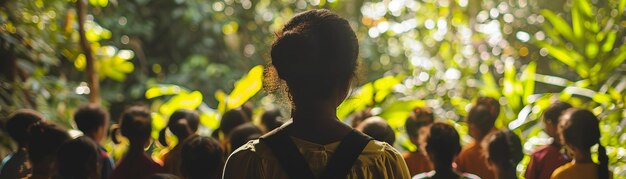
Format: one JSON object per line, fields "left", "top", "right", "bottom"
{"left": 525, "top": 102, "right": 572, "bottom": 179}
{"left": 456, "top": 98, "right": 499, "bottom": 179}
{"left": 159, "top": 109, "right": 200, "bottom": 178}
{"left": 403, "top": 107, "right": 434, "bottom": 176}
{"left": 0, "top": 109, "right": 43, "bottom": 179}
{"left": 223, "top": 9, "right": 410, "bottom": 179}
{"left": 413, "top": 123, "right": 479, "bottom": 179}
{"left": 73, "top": 104, "right": 115, "bottom": 179}
{"left": 181, "top": 136, "right": 224, "bottom": 179}
{"left": 110, "top": 106, "right": 162, "bottom": 179}
{"left": 551, "top": 109, "right": 612, "bottom": 179}
{"left": 55, "top": 136, "right": 100, "bottom": 179}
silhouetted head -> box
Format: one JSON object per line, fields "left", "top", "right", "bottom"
{"left": 424, "top": 123, "right": 461, "bottom": 167}
{"left": 405, "top": 107, "right": 434, "bottom": 147}
{"left": 5, "top": 109, "right": 44, "bottom": 146}
{"left": 28, "top": 123, "right": 71, "bottom": 176}
{"left": 559, "top": 108, "right": 609, "bottom": 179}
{"left": 74, "top": 104, "right": 109, "bottom": 142}
{"left": 356, "top": 116, "right": 395, "bottom": 145}
{"left": 56, "top": 136, "right": 100, "bottom": 179}
{"left": 483, "top": 130, "right": 523, "bottom": 172}
{"left": 476, "top": 96, "right": 500, "bottom": 119}
{"left": 229, "top": 123, "right": 262, "bottom": 150}
{"left": 217, "top": 109, "right": 249, "bottom": 137}
{"left": 466, "top": 104, "right": 496, "bottom": 140}
{"left": 112, "top": 106, "right": 152, "bottom": 145}
{"left": 541, "top": 101, "right": 572, "bottom": 138}
{"left": 159, "top": 109, "right": 200, "bottom": 147}
{"left": 350, "top": 109, "right": 373, "bottom": 128}
{"left": 260, "top": 109, "right": 284, "bottom": 132}
{"left": 181, "top": 136, "right": 224, "bottom": 179}
{"left": 268, "top": 9, "right": 359, "bottom": 108}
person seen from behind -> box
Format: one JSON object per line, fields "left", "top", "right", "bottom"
{"left": 403, "top": 107, "right": 435, "bottom": 176}
{"left": 181, "top": 136, "right": 224, "bottom": 179}
{"left": 55, "top": 136, "right": 101, "bottom": 179}
{"left": 260, "top": 108, "right": 284, "bottom": 133}
{"left": 28, "top": 123, "right": 71, "bottom": 179}
{"left": 212, "top": 109, "right": 249, "bottom": 154}
{"left": 0, "top": 109, "right": 43, "bottom": 179}
{"left": 413, "top": 122, "right": 480, "bottom": 179}
{"left": 159, "top": 109, "right": 200, "bottom": 177}
{"left": 73, "top": 104, "right": 115, "bottom": 179}
{"left": 356, "top": 116, "right": 396, "bottom": 145}
{"left": 110, "top": 105, "right": 163, "bottom": 179}
{"left": 455, "top": 97, "right": 500, "bottom": 179}
{"left": 525, "top": 102, "right": 572, "bottom": 179}
{"left": 229, "top": 123, "right": 263, "bottom": 150}
{"left": 483, "top": 130, "right": 523, "bottom": 179}
{"left": 551, "top": 108, "right": 612, "bottom": 179}
{"left": 223, "top": 9, "right": 410, "bottom": 178}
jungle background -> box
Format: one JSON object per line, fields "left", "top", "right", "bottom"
{"left": 1, "top": 0, "right": 625, "bottom": 177}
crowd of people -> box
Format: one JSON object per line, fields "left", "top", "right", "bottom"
{"left": 0, "top": 9, "right": 613, "bottom": 179}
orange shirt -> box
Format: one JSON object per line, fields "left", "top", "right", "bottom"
{"left": 454, "top": 142, "right": 495, "bottom": 179}
{"left": 403, "top": 151, "right": 433, "bottom": 176}
{"left": 551, "top": 162, "right": 613, "bottom": 179}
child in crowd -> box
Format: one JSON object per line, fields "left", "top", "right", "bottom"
{"left": 525, "top": 102, "right": 572, "bottom": 179}
{"left": 260, "top": 108, "right": 284, "bottom": 133}
{"left": 551, "top": 108, "right": 611, "bottom": 179}
{"left": 181, "top": 136, "right": 224, "bottom": 179}
{"left": 73, "top": 104, "right": 115, "bottom": 179}
{"left": 455, "top": 97, "right": 500, "bottom": 179}
{"left": 211, "top": 109, "right": 249, "bottom": 154}
{"left": 413, "top": 122, "right": 480, "bottom": 179}
{"left": 0, "top": 109, "right": 43, "bottom": 178}
{"left": 28, "top": 123, "right": 71, "bottom": 179}
{"left": 159, "top": 109, "right": 200, "bottom": 177}
{"left": 484, "top": 130, "right": 523, "bottom": 179}
{"left": 110, "top": 106, "right": 163, "bottom": 179}
{"left": 55, "top": 136, "right": 101, "bottom": 179}
{"left": 229, "top": 123, "right": 262, "bottom": 150}
{"left": 356, "top": 116, "right": 396, "bottom": 145}
{"left": 404, "top": 107, "right": 435, "bottom": 176}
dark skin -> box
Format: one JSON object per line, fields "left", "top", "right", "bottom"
{"left": 282, "top": 81, "right": 353, "bottom": 144}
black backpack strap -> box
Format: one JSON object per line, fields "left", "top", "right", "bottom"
{"left": 260, "top": 127, "right": 316, "bottom": 179}
{"left": 321, "top": 130, "right": 373, "bottom": 179}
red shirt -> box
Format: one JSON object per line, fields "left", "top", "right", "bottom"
{"left": 525, "top": 144, "right": 571, "bottom": 179}
{"left": 110, "top": 153, "right": 162, "bottom": 179}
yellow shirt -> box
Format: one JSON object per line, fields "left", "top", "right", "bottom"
{"left": 223, "top": 137, "right": 411, "bottom": 179}
{"left": 551, "top": 162, "right": 613, "bottom": 179}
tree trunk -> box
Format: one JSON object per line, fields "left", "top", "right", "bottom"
{"left": 76, "top": 0, "right": 100, "bottom": 104}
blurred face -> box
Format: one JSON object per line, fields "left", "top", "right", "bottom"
{"left": 543, "top": 119, "right": 558, "bottom": 138}
{"left": 468, "top": 123, "right": 480, "bottom": 140}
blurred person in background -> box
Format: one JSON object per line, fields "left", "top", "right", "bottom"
{"left": 73, "top": 104, "right": 115, "bottom": 179}
{"left": 525, "top": 102, "right": 572, "bottom": 179}
{"left": 403, "top": 107, "right": 435, "bottom": 176}
{"left": 483, "top": 130, "right": 523, "bottom": 179}
{"left": 159, "top": 109, "right": 200, "bottom": 178}
{"left": 0, "top": 109, "right": 44, "bottom": 179}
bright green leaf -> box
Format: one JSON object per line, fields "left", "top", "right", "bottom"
{"left": 226, "top": 65, "right": 263, "bottom": 110}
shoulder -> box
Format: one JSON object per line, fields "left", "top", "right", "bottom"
{"left": 362, "top": 140, "right": 404, "bottom": 161}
